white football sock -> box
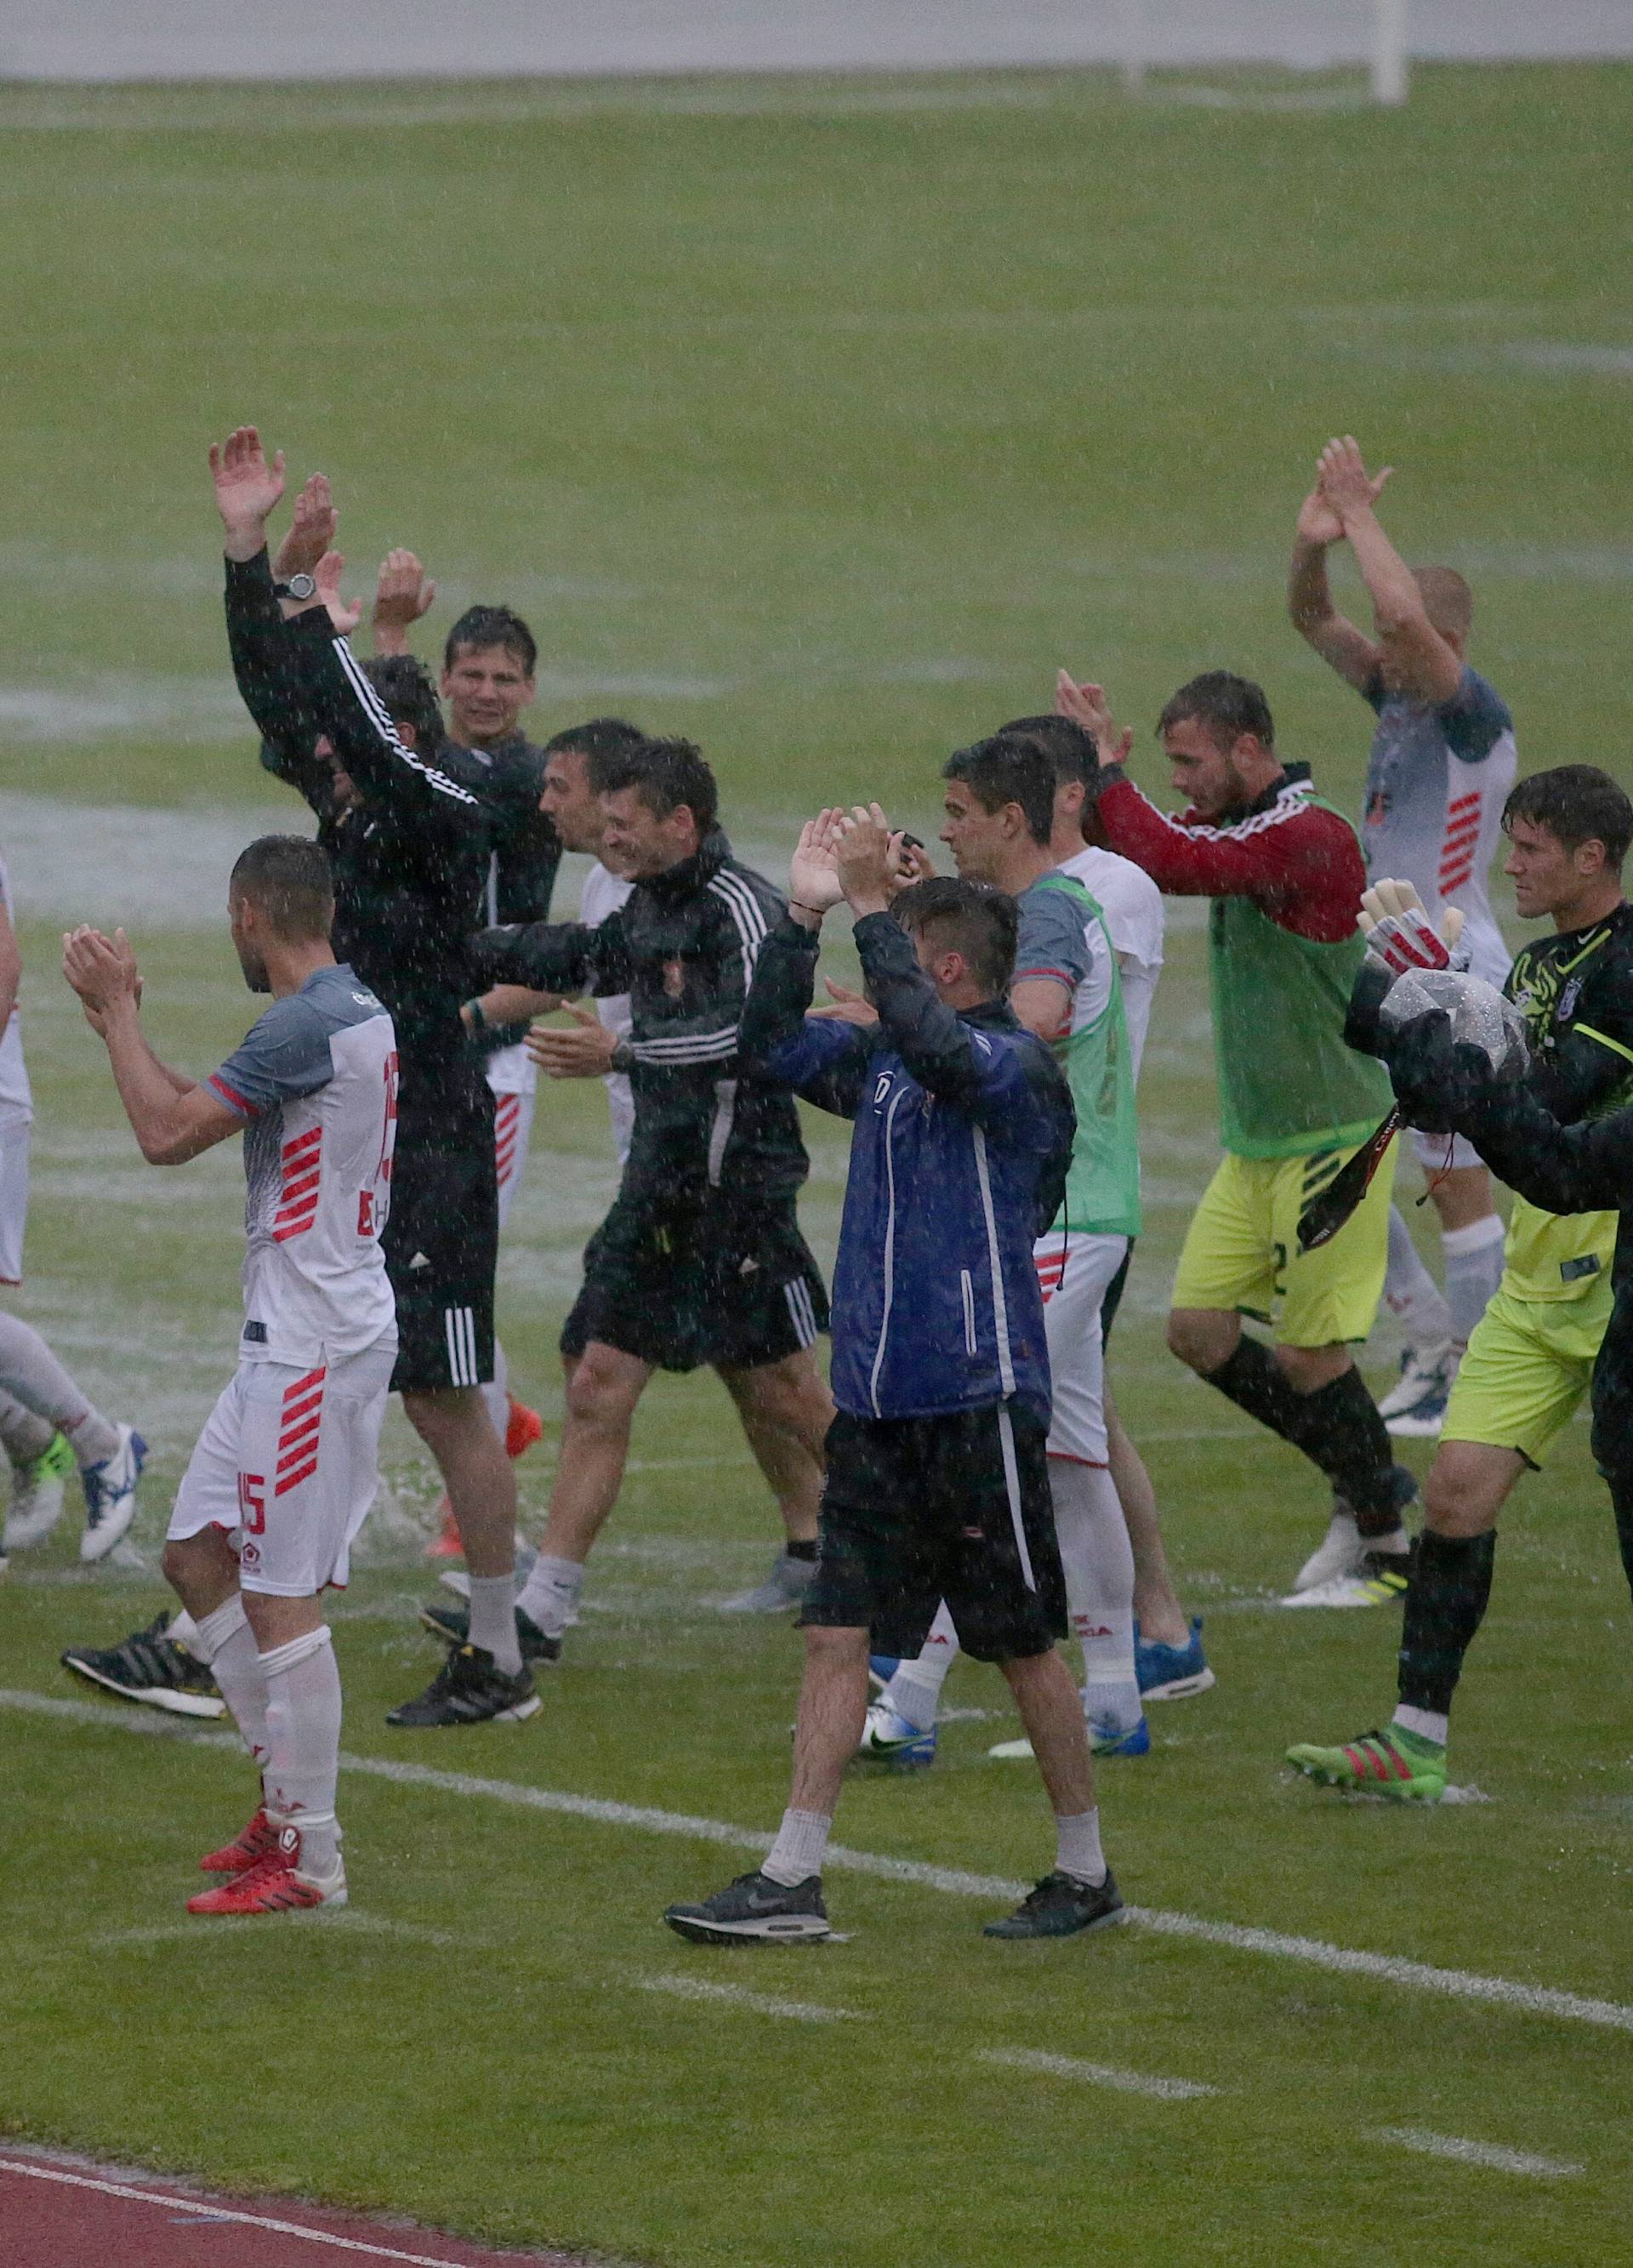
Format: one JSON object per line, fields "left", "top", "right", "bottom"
{"left": 467, "top": 1573, "right": 522, "bottom": 1675}
{"left": 762, "top": 1807, "right": 832, "bottom": 1887}
{"left": 1054, "top": 1806, "right": 1107, "bottom": 1888}
{"left": 481, "top": 1339, "right": 509, "bottom": 1443}
{"left": 191, "top": 1595, "right": 270, "bottom": 1770}
{"left": 1050, "top": 1461, "right": 1141, "bottom": 1735}
{"left": 0, "top": 1313, "right": 119, "bottom": 1464}
{"left": 0, "top": 1387, "right": 55, "bottom": 1466}
{"left": 516, "top": 1552, "right": 584, "bottom": 1640}
{"left": 259, "top": 1624, "right": 342, "bottom": 1877}
{"left": 1442, "top": 1214, "right": 1505, "bottom": 1354}
{"left": 883, "top": 1600, "right": 960, "bottom": 1731}
{"left": 168, "top": 1607, "right": 202, "bottom": 1656}
{"left": 1383, "top": 1205, "right": 1453, "bottom": 1358}
{"left": 1392, "top": 1702, "right": 1449, "bottom": 1748}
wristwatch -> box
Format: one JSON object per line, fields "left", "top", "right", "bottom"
{"left": 272, "top": 573, "right": 317, "bottom": 601}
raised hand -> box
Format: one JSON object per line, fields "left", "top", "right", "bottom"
{"left": 1316, "top": 436, "right": 1394, "bottom": 525}
{"left": 834, "top": 803, "right": 901, "bottom": 916}
{"left": 208, "top": 425, "right": 286, "bottom": 548}
{"left": 1055, "top": 670, "right": 1134, "bottom": 767}
{"left": 526, "top": 1001, "right": 621, "bottom": 1080}
{"left": 1358, "top": 878, "right": 1467, "bottom": 975}
{"left": 272, "top": 472, "right": 338, "bottom": 580}
{"left": 314, "top": 550, "right": 363, "bottom": 636}
{"left": 373, "top": 548, "right": 437, "bottom": 656}
{"left": 1295, "top": 482, "right": 1346, "bottom": 548}
{"left": 63, "top": 924, "right": 141, "bottom": 1026}
{"left": 788, "top": 808, "right": 850, "bottom": 920}
{"left": 807, "top": 977, "right": 879, "bottom": 1027}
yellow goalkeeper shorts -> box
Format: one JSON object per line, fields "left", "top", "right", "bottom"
{"left": 1441, "top": 1277, "right": 1613, "bottom": 1468}
{"left": 1170, "top": 1139, "right": 1397, "bottom": 1348}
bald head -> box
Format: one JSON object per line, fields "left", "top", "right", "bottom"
{"left": 1413, "top": 567, "right": 1474, "bottom": 645}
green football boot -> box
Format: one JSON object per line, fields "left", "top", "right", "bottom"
{"left": 1286, "top": 1724, "right": 1448, "bottom": 1804}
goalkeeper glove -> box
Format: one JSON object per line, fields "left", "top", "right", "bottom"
{"left": 1358, "top": 879, "right": 1469, "bottom": 976}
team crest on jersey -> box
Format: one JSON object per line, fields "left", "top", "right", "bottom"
{"left": 663, "top": 957, "right": 686, "bottom": 1000}
{"left": 1558, "top": 977, "right": 1583, "bottom": 1023}
{"left": 873, "top": 1071, "right": 894, "bottom": 1108}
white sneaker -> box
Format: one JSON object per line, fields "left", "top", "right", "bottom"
{"left": 1379, "top": 1345, "right": 1455, "bottom": 1435}
{"left": 1281, "top": 1544, "right": 1412, "bottom": 1609}
{"left": 3, "top": 1432, "right": 75, "bottom": 1551}
{"left": 79, "top": 1424, "right": 146, "bottom": 1563}
{"left": 1292, "top": 1502, "right": 1365, "bottom": 1593}
{"left": 438, "top": 1537, "right": 539, "bottom": 1604}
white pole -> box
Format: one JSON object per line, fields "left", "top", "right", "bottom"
{"left": 1118, "top": 0, "right": 1146, "bottom": 94}
{"left": 1372, "top": 0, "right": 1409, "bottom": 106}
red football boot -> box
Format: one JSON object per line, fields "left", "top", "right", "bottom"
{"left": 504, "top": 1396, "right": 543, "bottom": 1460}
{"left": 424, "top": 1496, "right": 463, "bottom": 1559}
{"left": 186, "top": 1824, "right": 346, "bottom": 1916}
{"left": 199, "top": 1804, "right": 276, "bottom": 1873}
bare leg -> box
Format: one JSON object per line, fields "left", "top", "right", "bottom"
{"left": 788, "top": 1624, "right": 871, "bottom": 1815}
{"left": 1104, "top": 1382, "right": 1188, "bottom": 1649}
{"left": 536, "top": 1342, "right": 651, "bottom": 1564}
{"left": 162, "top": 1526, "right": 241, "bottom": 1622}
{"left": 1000, "top": 1648, "right": 1097, "bottom": 1818}
{"left": 402, "top": 1385, "right": 515, "bottom": 1578}
{"left": 720, "top": 1351, "right": 833, "bottom": 1547}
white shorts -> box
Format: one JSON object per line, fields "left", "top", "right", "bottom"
{"left": 1033, "top": 1229, "right": 1129, "bottom": 1466}
{"left": 492, "top": 1086, "right": 537, "bottom": 1232}
{"left": 1410, "top": 1125, "right": 1482, "bottom": 1175}
{"left": 0, "top": 1113, "right": 28, "bottom": 1285}
{"left": 167, "top": 1337, "right": 395, "bottom": 1597}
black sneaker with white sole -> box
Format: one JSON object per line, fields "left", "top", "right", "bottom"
{"left": 982, "top": 1867, "right": 1126, "bottom": 1940}
{"left": 61, "top": 1611, "right": 225, "bottom": 1719}
{"left": 664, "top": 1869, "right": 830, "bottom": 1945}
{"left": 417, "top": 1599, "right": 560, "bottom": 1667}
{"left": 384, "top": 1643, "right": 540, "bottom": 1728}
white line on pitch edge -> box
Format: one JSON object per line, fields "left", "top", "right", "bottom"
{"left": 1371, "top": 2128, "right": 1583, "bottom": 2179}
{"left": 8, "top": 1687, "right": 1632, "bottom": 2036}
{"left": 978, "top": 2047, "right": 1215, "bottom": 2102}
{"left": 639, "top": 1975, "right": 856, "bottom": 2024}
{"left": 0, "top": 2157, "right": 492, "bottom": 2266}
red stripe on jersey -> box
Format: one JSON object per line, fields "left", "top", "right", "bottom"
{"left": 280, "top": 1388, "right": 325, "bottom": 1428}
{"left": 278, "top": 1408, "right": 321, "bottom": 1450}
{"left": 282, "top": 1126, "right": 322, "bottom": 1161}
{"left": 275, "top": 1458, "right": 319, "bottom": 1498}
{"left": 208, "top": 1075, "right": 256, "bottom": 1119}
{"left": 279, "top": 1169, "right": 321, "bottom": 1204}
{"left": 1447, "top": 791, "right": 1480, "bottom": 814}
{"left": 277, "top": 1437, "right": 320, "bottom": 1479}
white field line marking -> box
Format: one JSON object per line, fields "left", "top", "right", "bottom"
{"left": 0, "top": 2156, "right": 515, "bottom": 2267}
{"left": 978, "top": 2046, "right": 1215, "bottom": 2102}
{"left": 9, "top": 1688, "right": 1633, "bottom": 2035}
{"left": 100, "top": 1913, "right": 462, "bottom": 1951}
{"left": 1371, "top": 2127, "right": 1584, "bottom": 2180}
{"left": 638, "top": 1974, "right": 856, "bottom": 2025}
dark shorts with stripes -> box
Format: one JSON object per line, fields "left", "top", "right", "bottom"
{"left": 384, "top": 1088, "right": 498, "bottom": 1393}
{"left": 802, "top": 1402, "right": 1066, "bottom": 1662}
{"left": 560, "top": 1194, "right": 828, "bottom": 1374}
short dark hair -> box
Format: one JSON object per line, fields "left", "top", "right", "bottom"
{"left": 543, "top": 716, "right": 648, "bottom": 795}
{"left": 894, "top": 875, "right": 1017, "bottom": 999}
{"left": 942, "top": 733, "right": 1057, "bottom": 847}
{"left": 443, "top": 605, "right": 538, "bottom": 678}
{"left": 358, "top": 655, "right": 447, "bottom": 755}
{"left": 229, "top": 835, "right": 334, "bottom": 941}
{"left": 1504, "top": 766, "right": 1633, "bottom": 872}
{"left": 1157, "top": 670, "right": 1276, "bottom": 753}
{"left": 600, "top": 737, "right": 719, "bottom": 837}
{"left": 996, "top": 713, "right": 1096, "bottom": 789}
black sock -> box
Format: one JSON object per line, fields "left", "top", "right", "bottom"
{"left": 1203, "top": 1342, "right": 1400, "bottom": 1530}
{"left": 1397, "top": 1529, "right": 1496, "bottom": 1715}
{"left": 784, "top": 1538, "right": 819, "bottom": 1564}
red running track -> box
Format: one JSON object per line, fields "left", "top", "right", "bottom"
{"left": 0, "top": 2145, "right": 598, "bottom": 2267}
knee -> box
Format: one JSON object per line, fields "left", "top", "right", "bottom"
{"left": 1167, "top": 1308, "right": 1235, "bottom": 1375}
{"left": 564, "top": 1356, "right": 639, "bottom": 1431}
{"left": 160, "top": 1538, "right": 191, "bottom": 1592}
{"left": 1272, "top": 1343, "right": 1347, "bottom": 1395}
{"left": 1422, "top": 1471, "right": 1493, "bottom": 1539}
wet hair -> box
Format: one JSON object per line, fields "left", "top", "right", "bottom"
{"left": 1412, "top": 567, "right": 1474, "bottom": 642}
{"left": 543, "top": 716, "right": 648, "bottom": 795}
{"left": 229, "top": 835, "right": 334, "bottom": 941}
{"left": 600, "top": 737, "right": 719, "bottom": 838}
{"left": 894, "top": 875, "right": 1018, "bottom": 999}
{"left": 995, "top": 712, "right": 1096, "bottom": 789}
{"left": 942, "top": 733, "right": 1057, "bottom": 847}
{"left": 1504, "top": 766, "right": 1633, "bottom": 873}
{"left": 358, "top": 655, "right": 447, "bottom": 755}
{"left": 1157, "top": 670, "right": 1276, "bottom": 753}
{"left": 443, "top": 605, "right": 538, "bottom": 678}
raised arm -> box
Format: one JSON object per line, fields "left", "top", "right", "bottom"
{"left": 1287, "top": 473, "right": 1383, "bottom": 694}
{"left": 63, "top": 929, "right": 240, "bottom": 1165}
{"left": 468, "top": 914, "right": 612, "bottom": 1001}
{"left": 735, "top": 810, "right": 875, "bottom": 1115}
{"left": 372, "top": 548, "right": 436, "bottom": 660}
{"left": 1318, "top": 437, "right": 1462, "bottom": 705}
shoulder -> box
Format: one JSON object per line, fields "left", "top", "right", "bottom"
{"left": 1016, "top": 880, "right": 1099, "bottom": 981}
{"left": 708, "top": 861, "right": 783, "bottom": 940}
{"left": 1058, "top": 847, "right": 1164, "bottom": 956}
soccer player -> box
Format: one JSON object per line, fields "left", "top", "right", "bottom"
{"left": 862, "top": 732, "right": 1147, "bottom": 1764}
{"left": 1289, "top": 766, "right": 1633, "bottom": 1798}
{"left": 1058, "top": 667, "right": 1415, "bottom": 1603}
{"left": 432, "top": 737, "right": 834, "bottom": 1668}
{"left": 1289, "top": 436, "right": 1515, "bottom": 1435}
{"left": 61, "top": 836, "right": 400, "bottom": 1912}
{"left": 213, "top": 428, "right": 533, "bottom": 1728}
{"left": 0, "top": 849, "right": 144, "bottom": 1564}
{"left": 665, "top": 816, "right": 1124, "bottom": 1944}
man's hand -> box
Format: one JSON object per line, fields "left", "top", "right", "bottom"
{"left": 1294, "top": 483, "right": 1346, "bottom": 549}
{"left": 272, "top": 472, "right": 338, "bottom": 581}
{"left": 314, "top": 551, "right": 363, "bottom": 636}
{"left": 806, "top": 977, "right": 879, "bottom": 1027}
{"left": 63, "top": 925, "right": 141, "bottom": 1030}
{"left": 373, "top": 548, "right": 437, "bottom": 657}
{"left": 209, "top": 425, "right": 286, "bottom": 561}
{"left": 788, "top": 808, "right": 850, "bottom": 927}
{"left": 834, "top": 804, "right": 902, "bottom": 918}
{"left": 1316, "top": 436, "right": 1394, "bottom": 527}
{"left": 1358, "top": 879, "right": 1467, "bottom": 976}
{"left": 1055, "top": 671, "right": 1133, "bottom": 768}
{"left": 526, "top": 1002, "right": 622, "bottom": 1080}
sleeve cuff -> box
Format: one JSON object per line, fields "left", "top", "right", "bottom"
{"left": 206, "top": 1074, "right": 255, "bottom": 1119}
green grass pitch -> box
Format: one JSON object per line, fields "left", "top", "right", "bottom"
{"left": 3, "top": 60, "right": 1633, "bottom": 2268}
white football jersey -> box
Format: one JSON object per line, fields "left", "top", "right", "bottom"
{"left": 1054, "top": 845, "right": 1165, "bottom": 1084}
{"left": 207, "top": 965, "right": 398, "bottom": 1365}
{"left": 580, "top": 860, "right": 635, "bottom": 1164}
